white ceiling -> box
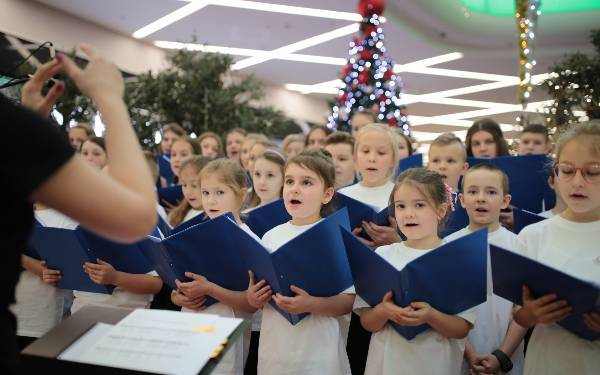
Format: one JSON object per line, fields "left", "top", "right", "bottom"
{"left": 31, "top": 0, "right": 599, "bottom": 139}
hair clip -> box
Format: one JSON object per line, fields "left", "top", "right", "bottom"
{"left": 444, "top": 183, "right": 456, "bottom": 212}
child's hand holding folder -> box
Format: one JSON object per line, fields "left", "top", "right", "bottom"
{"left": 515, "top": 286, "right": 572, "bottom": 328}
{"left": 247, "top": 270, "right": 272, "bottom": 309}
{"left": 40, "top": 260, "right": 61, "bottom": 286}
{"left": 273, "top": 286, "right": 316, "bottom": 315}
{"left": 83, "top": 258, "right": 118, "bottom": 285}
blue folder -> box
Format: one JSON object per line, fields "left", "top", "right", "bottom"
{"left": 244, "top": 199, "right": 291, "bottom": 238}
{"left": 239, "top": 208, "right": 354, "bottom": 325}
{"left": 139, "top": 213, "right": 248, "bottom": 307}
{"left": 157, "top": 153, "right": 175, "bottom": 186}
{"left": 396, "top": 153, "right": 423, "bottom": 176}
{"left": 342, "top": 227, "right": 488, "bottom": 340}
{"left": 439, "top": 199, "right": 470, "bottom": 238}
{"left": 158, "top": 185, "right": 184, "bottom": 207}
{"left": 467, "top": 155, "right": 549, "bottom": 213}
{"left": 28, "top": 227, "right": 154, "bottom": 294}
{"left": 490, "top": 245, "right": 599, "bottom": 340}
{"left": 512, "top": 208, "right": 547, "bottom": 234}
{"left": 156, "top": 213, "right": 173, "bottom": 237}
{"left": 334, "top": 193, "right": 390, "bottom": 229}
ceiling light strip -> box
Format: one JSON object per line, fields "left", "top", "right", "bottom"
{"left": 133, "top": 0, "right": 210, "bottom": 39}
{"left": 231, "top": 23, "right": 360, "bottom": 70}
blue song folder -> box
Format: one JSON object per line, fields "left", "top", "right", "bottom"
{"left": 396, "top": 153, "right": 423, "bottom": 176}
{"left": 244, "top": 199, "right": 291, "bottom": 238}
{"left": 139, "top": 213, "right": 248, "bottom": 307}
{"left": 239, "top": 208, "right": 354, "bottom": 325}
{"left": 158, "top": 185, "right": 184, "bottom": 207}
{"left": 490, "top": 245, "right": 599, "bottom": 341}
{"left": 157, "top": 153, "right": 175, "bottom": 186}
{"left": 334, "top": 193, "right": 390, "bottom": 229}
{"left": 512, "top": 207, "right": 546, "bottom": 234}
{"left": 467, "top": 155, "right": 549, "bottom": 213}
{"left": 28, "top": 227, "right": 154, "bottom": 294}
{"left": 343, "top": 227, "right": 488, "bottom": 340}
{"left": 439, "top": 199, "right": 470, "bottom": 238}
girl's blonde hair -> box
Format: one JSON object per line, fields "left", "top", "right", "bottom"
{"left": 555, "top": 120, "right": 600, "bottom": 161}
{"left": 247, "top": 148, "right": 287, "bottom": 208}
{"left": 197, "top": 131, "right": 224, "bottom": 158}
{"left": 389, "top": 168, "right": 450, "bottom": 227}
{"left": 355, "top": 123, "right": 401, "bottom": 178}
{"left": 282, "top": 133, "right": 306, "bottom": 152}
{"left": 200, "top": 159, "right": 249, "bottom": 209}
{"left": 168, "top": 156, "right": 211, "bottom": 227}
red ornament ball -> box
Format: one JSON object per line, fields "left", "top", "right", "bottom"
{"left": 361, "top": 49, "right": 373, "bottom": 60}
{"left": 363, "top": 25, "right": 377, "bottom": 36}
{"left": 383, "top": 69, "right": 394, "bottom": 80}
{"left": 358, "top": 0, "right": 385, "bottom": 17}
{"left": 341, "top": 64, "right": 352, "bottom": 77}
{"left": 358, "top": 70, "right": 370, "bottom": 84}
{"left": 387, "top": 117, "right": 398, "bottom": 127}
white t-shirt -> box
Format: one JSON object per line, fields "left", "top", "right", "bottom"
{"left": 446, "top": 226, "right": 524, "bottom": 375}
{"left": 9, "top": 209, "right": 78, "bottom": 337}
{"left": 538, "top": 209, "right": 554, "bottom": 218}
{"left": 354, "top": 241, "right": 477, "bottom": 375}
{"left": 338, "top": 180, "right": 395, "bottom": 211}
{"left": 518, "top": 215, "right": 600, "bottom": 375}
{"left": 182, "top": 208, "right": 204, "bottom": 223}
{"left": 257, "top": 221, "right": 352, "bottom": 375}
{"left": 180, "top": 222, "right": 257, "bottom": 375}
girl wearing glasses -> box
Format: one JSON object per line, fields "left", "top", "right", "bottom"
{"left": 515, "top": 121, "right": 600, "bottom": 375}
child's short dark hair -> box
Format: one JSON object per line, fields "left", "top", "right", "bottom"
{"left": 521, "top": 124, "right": 550, "bottom": 143}
{"left": 324, "top": 132, "right": 355, "bottom": 149}
{"left": 286, "top": 149, "right": 336, "bottom": 217}
{"left": 462, "top": 163, "right": 509, "bottom": 195}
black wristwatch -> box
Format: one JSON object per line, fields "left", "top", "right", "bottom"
{"left": 492, "top": 349, "right": 513, "bottom": 373}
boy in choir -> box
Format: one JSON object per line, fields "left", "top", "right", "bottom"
{"left": 516, "top": 124, "right": 551, "bottom": 156}
{"left": 324, "top": 132, "right": 357, "bottom": 190}
{"left": 445, "top": 163, "right": 527, "bottom": 374}
{"left": 427, "top": 133, "right": 469, "bottom": 192}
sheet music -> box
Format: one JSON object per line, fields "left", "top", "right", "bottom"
{"left": 60, "top": 309, "right": 242, "bottom": 375}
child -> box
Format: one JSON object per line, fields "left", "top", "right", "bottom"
{"left": 395, "top": 130, "right": 413, "bottom": 161}
{"left": 167, "top": 156, "right": 211, "bottom": 227}
{"left": 173, "top": 159, "right": 258, "bottom": 375}
{"left": 355, "top": 168, "right": 476, "bottom": 374}
{"left": 514, "top": 121, "right": 600, "bottom": 375}
{"left": 466, "top": 118, "right": 510, "bottom": 158}
{"left": 246, "top": 149, "right": 285, "bottom": 209}
{"left": 247, "top": 149, "right": 354, "bottom": 375}
{"left": 80, "top": 136, "right": 107, "bottom": 170}
{"left": 339, "top": 124, "right": 402, "bottom": 247}
{"left": 350, "top": 111, "right": 376, "bottom": 137}
{"left": 10, "top": 205, "right": 78, "bottom": 349}
{"left": 324, "top": 132, "right": 356, "bottom": 190}
{"left": 240, "top": 133, "right": 269, "bottom": 172}
{"left": 445, "top": 164, "right": 527, "bottom": 375}
{"left": 68, "top": 122, "right": 93, "bottom": 150}
{"left": 157, "top": 123, "right": 186, "bottom": 187}
{"left": 247, "top": 140, "right": 278, "bottom": 174}
{"left": 427, "top": 133, "right": 468, "bottom": 192}
{"left": 517, "top": 124, "right": 551, "bottom": 156}
{"left": 225, "top": 128, "right": 247, "bottom": 162}
{"left": 305, "top": 125, "right": 331, "bottom": 150}
{"left": 160, "top": 123, "right": 186, "bottom": 155}
{"left": 198, "top": 131, "right": 223, "bottom": 159}
{"left": 282, "top": 133, "right": 305, "bottom": 158}
{"left": 170, "top": 136, "right": 201, "bottom": 182}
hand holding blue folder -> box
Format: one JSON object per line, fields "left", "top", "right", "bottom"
{"left": 139, "top": 213, "right": 248, "bottom": 307}
{"left": 490, "top": 245, "right": 599, "bottom": 341}
{"left": 343, "top": 227, "right": 488, "bottom": 339}
{"left": 28, "top": 227, "right": 154, "bottom": 294}
{"left": 241, "top": 208, "right": 354, "bottom": 325}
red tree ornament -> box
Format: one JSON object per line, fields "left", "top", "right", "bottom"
{"left": 358, "top": 0, "right": 385, "bottom": 17}
{"left": 361, "top": 49, "right": 373, "bottom": 60}
{"left": 358, "top": 70, "right": 370, "bottom": 84}
{"left": 341, "top": 64, "right": 352, "bottom": 77}
{"left": 387, "top": 117, "right": 398, "bottom": 127}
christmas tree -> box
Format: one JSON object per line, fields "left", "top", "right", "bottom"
{"left": 328, "top": 0, "right": 410, "bottom": 134}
